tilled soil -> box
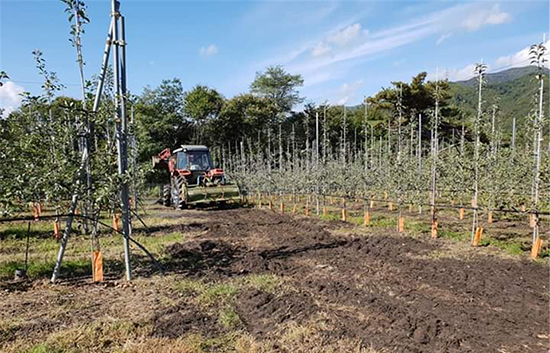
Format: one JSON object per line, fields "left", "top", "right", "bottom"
{"left": 1, "top": 207, "right": 548, "bottom": 353}
{"left": 162, "top": 208, "right": 549, "bottom": 352}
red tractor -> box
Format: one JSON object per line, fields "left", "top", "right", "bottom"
{"left": 153, "top": 145, "right": 240, "bottom": 208}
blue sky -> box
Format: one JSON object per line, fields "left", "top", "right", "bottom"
{"left": 0, "top": 0, "right": 549, "bottom": 115}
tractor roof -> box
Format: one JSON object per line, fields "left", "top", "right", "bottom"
{"left": 173, "top": 145, "right": 210, "bottom": 153}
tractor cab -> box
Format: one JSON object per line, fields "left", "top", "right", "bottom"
{"left": 172, "top": 146, "right": 215, "bottom": 184}
{"left": 174, "top": 146, "right": 213, "bottom": 172}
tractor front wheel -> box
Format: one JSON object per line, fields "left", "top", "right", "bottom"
{"left": 162, "top": 184, "right": 171, "bottom": 207}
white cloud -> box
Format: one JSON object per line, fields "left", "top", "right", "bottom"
{"left": 436, "top": 32, "right": 453, "bottom": 45}
{"left": 0, "top": 81, "right": 25, "bottom": 118}
{"left": 427, "top": 65, "right": 479, "bottom": 82}
{"left": 432, "top": 40, "right": 550, "bottom": 83}
{"left": 337, "top": 96, "right": 349, "bottom": 105}
{"left": 312, "top": 42, "right": 331, "bottom": 57}
{"left": 250, "top": 2, "right": 514, "bottom": 99}
{"left": 495, "top": 39, "right": 550, "bottom": 69}
{"left": 462, "top": 4, "right": 511, "bottom": 31}
{"left": 327, "top": 23, "right": 362, "bottom": 46}
{"left": 333, "top": 79, "right": 364, "bottom": 105}
{"left": 448, "top": 64, "right": 479, "bottom": 81}
{"left": 341, "top": 79, "right": 364, "bottom": 94}
{"left": 200, "top": 44, "right": 219, "bottom": 57}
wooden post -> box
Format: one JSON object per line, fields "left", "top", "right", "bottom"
{"left": 113, "top": 213, "right": 120, "bottom": 233}
{"left": 268, "top": 199, "right": 273, "bottom": 211}
{"left": 329, "top": 196, "right": 333, "bottom": 205}
{"left": 431, "top": 219, "right": 438, "bottom": 239}
{"left": 529, "top": 213, "right": 536, "bottom": 228}
{"left": 398, "top": 215, "right": 404, "bottom": 233}
{"left": 53, "top": 220, "right": 61, "bottom": 239}
{"left": 280, "top": 201, "right": 285, "bottom": 213}
{"left": 370, "top": 200, "right": 374, "bottom": 209}
{"left": 459, "top": 208, "right": 465, "bottom": 220}
{"left": 521, "top": 204, "right": 526, "bottom": 212}
{"left": 408, "top": 204, "right": 413, "bottom": 213}
{"left": 388, "top": 202, "right": 394, "bottom": 211}
{"left": 384, "top": 191, "right": 388, "bottom": 200}
{"left": 488, "top": 211, "right": 493, "bottom": 224}
{"left": 341, "top": 198, "right": 347, "bottom": 221}
{"left": 364, "top": 209, "right": 370, "bottom": 226}
{"left": 92, "top": 251, "right": 104, "bottom": 282}
{"left": 37, "top": 202, "right": 42, "bottom": 217}
{"left": 32, "top": 204, "right": 39, "bottom": 221}
{"left": 292, "top": 204, "right": 297, "bottom": 214}
{"left": 530, "top": 236, "right": 542, "bottom": 258}
{"left": 305, "top": 199, "right": 310, "bottom": 216}
{"left": 472, "top": 227, "right": 483, "bottom": 246}
{"left": 322, "top": 206, "right": 327, "bottom": 217}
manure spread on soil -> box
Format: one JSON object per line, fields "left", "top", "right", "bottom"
{"left": 162, "top": 208, "right": 549, "bottom": 352}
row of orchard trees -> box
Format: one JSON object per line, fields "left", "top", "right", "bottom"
{"left": 222, "top": 46, "right": 549, "bottom": 245}
{"left": 0, "top": 1, "right": 142, "bottom": 229}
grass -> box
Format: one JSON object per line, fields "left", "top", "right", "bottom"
{"left": 479, "top": 238, "right": 525, "bottom": 255}
{"left": 173, "top": 274, "right": 284, "bottom": 306}
{"left": 238, "top": 274, "right": 282, "bottom": 293}
{"left": 0, "top": 258, "right": 90, "bottom": 280}
{"left": 23, "top": 344, "right": 64, "bottom": 353}
{"left": 219, "top": 307, "right": 242, "bottom": 329}
{"left": 197, "top": 283, "right": 240, "bottom": 306}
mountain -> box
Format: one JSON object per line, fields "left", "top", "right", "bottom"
{"left": 448, "top": 66, "right": 548, "bottom": 141}
{"left": 455, "top": 66, "right": 549, "bottom": 87}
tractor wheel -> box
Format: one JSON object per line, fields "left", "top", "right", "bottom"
{"left": 172, "top": 175, "right": 188, "bottom": 210}
{"left": 162, "top": 184, "right": 171, "bottom": 207}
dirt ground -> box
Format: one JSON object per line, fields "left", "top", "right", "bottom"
{"left": 0, "top": 204, "right": 549, "bottom": 353}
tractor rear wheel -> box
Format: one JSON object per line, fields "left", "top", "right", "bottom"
{"left": 162, "top": 184, "right": 171, "bottom": 207}
{"left": 175, "top": 176, "right": 188, "bottom": 209}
